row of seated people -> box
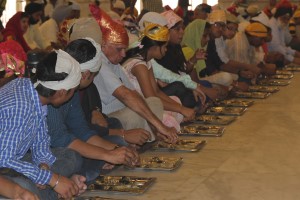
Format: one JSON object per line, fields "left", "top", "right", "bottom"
{"left": 1, "top": 1, "right": 299, "bottom": 199}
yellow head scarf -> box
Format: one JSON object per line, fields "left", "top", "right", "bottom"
{"left": 140, "top": 23, "right": 169, "bottom": 42}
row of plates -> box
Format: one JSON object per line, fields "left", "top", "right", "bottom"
{"left": 82, "top": 69, "right": 296, "bottom": 198}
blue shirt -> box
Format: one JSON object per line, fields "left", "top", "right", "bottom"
{"left": 47, "top": 92, "right": 98, "bottom": 147}
{"left": 0, "top": 78, "right": 55, "bottom": 185}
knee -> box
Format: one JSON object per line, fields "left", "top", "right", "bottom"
{"left": 145, "top": 97, "right": 163, "bottom": 120}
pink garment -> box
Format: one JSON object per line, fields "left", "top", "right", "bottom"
{"left": 122, "top": 57, "right": 183, "bottom": 131}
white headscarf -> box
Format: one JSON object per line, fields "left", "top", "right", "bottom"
{"left": 139, "top": 12, "right": 168, "bottom": 31}
{"left": 79, "top": 37, "right": 102, "bottom": 73}
{"left": 34, "top": 49, "right": 81, "bottom": 90}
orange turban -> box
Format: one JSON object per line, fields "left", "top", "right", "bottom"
{"left": 89, "top": 3, "right": 128, "bottom": 46}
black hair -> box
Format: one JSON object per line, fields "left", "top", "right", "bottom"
{"left": 123, "top": 36, "right": 167, "bottom": 63}
{"left": 0, "top": 70, "right": 5, "bottom": 78}
{"left": 170, "top": 21, "right": 183, "bottom": 30}
{"left": 21, "top": 12, "right": 30, "bottom": 19}
{"left": 205, "top": 22, "right": 211, "bottom": 30}
{"left": 64, "top": 39, "right": 96, "bottom": 64}
{"left": 274, "top": 7, "right": 293, "bottom": 19}
{"left": 31, "top": 52, "right": 68, "bottom": 97}
{"left": 25, "top": 3, "right": 44, "bottom": 15}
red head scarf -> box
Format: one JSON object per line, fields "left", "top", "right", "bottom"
{"left": 1, "top": 12, "right": 31, "bottom": 52}
{"left": 89, "top": 3, "right": 128, "bottom": 46}
{"left": 0, "top": 40, "right": 27, "bottom": 78}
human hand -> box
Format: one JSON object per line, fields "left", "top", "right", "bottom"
{"left": 261, "top": 63, "right": 276, "bottom": 75}
{"left": 108, "top": 146, "right": 140, "bottom": 167}
{"left": 194, "top": 85, "right": 207, "bottom": 104}
{"left": 52, "top": 174, "right": 79, "bottom": 199}
{"left": 157, "top": 125, "right": 178, "bottom": 144}
{"left": 124, "top": 129, "right": 151, "bottom": 145}
{"left": 194, "top": 49, "right": 207, "bottom": 60}
{"left": 239, "top": 70, "right": 255, "bottom": 79}
{"left": 70, "top": 175, "right": 87, "bottom": 196}
{"left": 180, "top": 107, "right": 195, "bottom": 121}
{"left": 200, "top": 86, "right": 219, "bottom": 101}
{"left": 250, "top": 65, "right": 262, "bottom": 75}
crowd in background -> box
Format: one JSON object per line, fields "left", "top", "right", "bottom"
{"left": 1, "top": 0, "right": 300, "bottom": 199}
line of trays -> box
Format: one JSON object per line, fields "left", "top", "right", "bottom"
{"left": 79, "top": 67, "right": 298, "bottom": 199}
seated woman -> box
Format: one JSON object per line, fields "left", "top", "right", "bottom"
{"left": 122, "top": 24, "right": 195, "bottom": 131}
{"left": 2, "top": 12, "right": 31, "bottom": 52}
{"left": 156, "top": 10, "right": 219, "bottom": 108}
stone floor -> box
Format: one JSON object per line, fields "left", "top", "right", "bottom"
{"left": 81, "top": 73, "right": 300, "bottom": 200}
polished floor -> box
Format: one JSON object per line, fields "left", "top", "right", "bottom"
{"left": 82, "top": 73, "right": 300, "bottom": 200}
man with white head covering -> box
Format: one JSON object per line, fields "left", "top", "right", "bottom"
{"left": 0, "top": 50, "right": 87, "bottom": 199}
{"left": 47, "top": 38, "right": 139, "bottom": 182}
{"left": 268, "top": 0, "right": 300, "bottom": 65}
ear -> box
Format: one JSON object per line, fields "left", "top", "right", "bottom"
{"left": 81, "top": 70, "right": 91, "bottom": 80}
{"left": 55, "top": 89, "right": 67, "bottom": 97}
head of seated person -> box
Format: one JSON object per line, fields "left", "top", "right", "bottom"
{"left": 207, "top": 10, "right": 227, "bottom": 39}
{"left": 245, "top": 22, "right": 268, "bottom": 48}
{"left": 89, "top": 4, "right": 129, "bottom": 65}
{"left": 32, "top": 50, "right": 81, "bottom": 107}
{"left": 65, "top": 37, "right": 102, "bottom": 89}
{"left": 223, "top": 12, "right": 239, "bottom": 40}
{"left": 25, "top": 2, "right": 44, "bottom": 25}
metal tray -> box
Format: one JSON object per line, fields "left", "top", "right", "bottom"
{"left": 76, "top": 197, "right": 125, "bottom": 200}
{"left": 276, "top": 70, "right": 293, "bottom": 75}
{"left": 235, "top": 91, "right": 271, "bottom": 99}
{"left": 194, "top": 115, "right": 237, "bottom": 125}
{"left": 87, "top": 175, "right": 156, "bottom": 194}
{"left": 217, "top": 99, "right": 254, "bottom": 107}
{"left": 257, "top": 79, "right": 291, "bottom": 86}
{"left": 284, "top": 65, "right": 300, "bottom": 71}
{"left": 152, "top": 139, "right": 206, "bottom": 152}
{"left": 180, "top": 124, "right": 225, "bottom": 137}
{"left": 248, "top": 86, "right": 280, "bottom": 93}
{"left": 206, "top": 107, "right": 247, "bottom": 116}
{"left": 126, "top": 156, "right": 183, "bottom": 171}
{"left": 270, "top": 74, "right": 293, "bottom": 79}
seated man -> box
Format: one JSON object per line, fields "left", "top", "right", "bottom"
{"left": 226, "top": 22, "right": 276, "bottom": 77}
{"left": 268, "top": 1, "right": 300, "bottom": 65}
{"left": 90, "top": 4, "right": 177, "bottom": 143}
{"left": 47, "top": 38, "right": 139, "bottom": 182}
{"left": 0, "top": 50, "right": 86, "bottom": 199}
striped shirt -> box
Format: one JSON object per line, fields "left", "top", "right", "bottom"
{"left": 0, "top": 78, "right": 55, "bottom": 185}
